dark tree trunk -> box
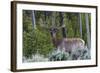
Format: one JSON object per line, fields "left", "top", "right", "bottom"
{"left": 51, "top": 12, "right": 57, "bottom": 47}
{"left": 52, "top": 12, "right": 56, "bottom": 26}
{"left": 60, "top": 12, "right": 67, "bottom": 38}
{"left": 44, "top": 11, "right": 48, "bottom": 25}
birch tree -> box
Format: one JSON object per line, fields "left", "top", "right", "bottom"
{"left": 31, "top": 10, "right": 36, "bottom": 29}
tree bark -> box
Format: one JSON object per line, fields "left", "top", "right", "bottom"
{"left": 31, "top": 10, "right": 36, "bottom": 29}
{"left": 52, "top": 12, "right": 56, "bottom": 26}
{"left": 85, "top": 13, "right": 91, "bottom": 49}
{"left": 79, "top": 13, "right": 82, "bottom": 38}
{"left": 60, "top": 12, "right": 67, "bottom": 38}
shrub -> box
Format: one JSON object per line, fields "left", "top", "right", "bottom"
{"left": 71, "top": 46, "right": 91, "bottom": 60}
{"left": 78, "top": 46, "right": 91, "bottom": 60}
{"left": 48, "top": 46, "right": 91, "bottom": 61}
{"left": 49, "top": 49, "right": 69, "bottom": 61}
{"left": 23, "top": 28, "right": 54, "bottom": 58}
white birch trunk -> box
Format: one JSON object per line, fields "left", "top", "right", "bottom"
{"left": 31, "top": 10, "right": 36, "bottom": 29}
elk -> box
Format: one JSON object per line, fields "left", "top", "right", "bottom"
{"left": 42, "top": 25, "right": 85, "bottom": 54}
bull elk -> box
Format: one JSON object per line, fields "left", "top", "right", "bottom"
{"left": 50, "top": 27, "right": 85, "bottom": 53}
{"left": 41, "top": 24, "right": 85, "bottom": 53}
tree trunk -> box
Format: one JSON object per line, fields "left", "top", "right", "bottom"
{"left": 52, "top": 12, "right": 56, "bottom": 26}
{"left": 60, "top": 12, "right": 67, "bottom": 38}
{"left": 44, "top": 11, "right": 47, "bottom": 25}
{"left": 31, "top": 10, "right": 36, "bottom": 29}
{"left": 85, "top": 13, "right": 91, "bottom": 49}
{"left": 79, "top": 13, "right": 82, "bottom": 38}
{"left": 51, "top": 12, "right": 57, "bottom": 47}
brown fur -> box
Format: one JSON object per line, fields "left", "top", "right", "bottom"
{"left": 56, "top": 38, "right": 85, "bottom": 52}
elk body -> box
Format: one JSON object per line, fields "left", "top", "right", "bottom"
{"left": 50, "top": 27, "right": 85, "bottom": 53}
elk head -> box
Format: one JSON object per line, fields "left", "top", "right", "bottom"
{"left": 49, "top": 27, "right": 59, "bottom": 47}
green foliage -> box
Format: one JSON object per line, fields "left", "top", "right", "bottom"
{"left": 65, "top": 13, "right": 80, "bottom": 37}
{"left": 23, "top": 28, "right": 54, "bottom": 58}
{"left": 23, "top": 10, "right": 32, "bottom": 32}
{"left": 23, "top": 10, "right": 54, "bottom": 58}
